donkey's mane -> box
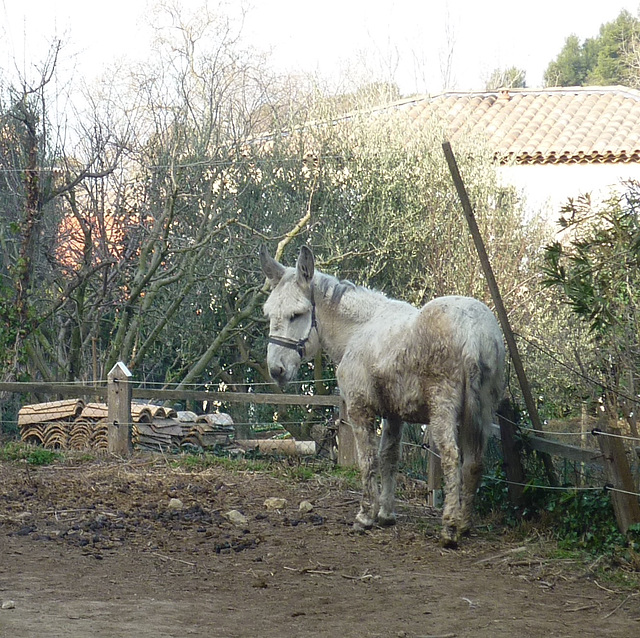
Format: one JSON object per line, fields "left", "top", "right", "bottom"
{"left": 313, "top": 271, "right": 415, "bottom": 327}
{"left": 314, "top": 271, "right": 388, "bottom": 309}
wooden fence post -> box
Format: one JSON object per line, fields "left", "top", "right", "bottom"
{"left": 580, "top": 403, "right": 589, "bottom": 487}
{"left": 108, "top": 361, "right": 132, "bottom": 456}
{"left": 497, "top": 399, "right": 525, "bottom": 506}
{"left": 337, "top": 397, "right": 357, "bottom": 466}
{"left": 595, "top": 422, "right": 640, "bottom": 534}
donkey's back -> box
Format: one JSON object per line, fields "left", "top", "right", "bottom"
{"left": 417, "top": 295, "right": 504, "bottom": 373}
{"left": 415, "top": 295, "right": 504, "bottom": 418}
{"left": 341, "top": 295, "right": 504, "bottom": 424}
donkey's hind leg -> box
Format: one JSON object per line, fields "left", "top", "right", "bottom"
{"left": 349, "top": 409, "right": 380, "bottom": 530}
{"left": 429, "top": 390, "right": 463, "bottom": 547}
{"left": 378, "top": 416, "right": 403, "bottom": 526}
{"left": 459, "top": 402, "right": 489, "bottom": 534}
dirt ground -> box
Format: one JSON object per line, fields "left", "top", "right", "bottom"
{"left": 0, "top": 455, "right": 638, "bottom": 638}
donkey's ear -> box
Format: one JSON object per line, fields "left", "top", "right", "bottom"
{"left": 260, "top": 245, "right": 285, "bottom": 286}
{"left": 296, "top": 245, "right": 315, "bottom": 286}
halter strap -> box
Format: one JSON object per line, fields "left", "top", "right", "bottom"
{"left": 268, "top": 287, "right": 317, "bottom": 359}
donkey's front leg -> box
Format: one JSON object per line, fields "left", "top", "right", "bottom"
{"left": 349, "top": 412, "right": 380, "bottom": 530}
{"left": 378, "top": 416, "right": 403, "bottom": 527}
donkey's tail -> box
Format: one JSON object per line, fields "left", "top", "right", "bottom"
{"left": 459, "top": 360, "right": 491, "bottom": 457}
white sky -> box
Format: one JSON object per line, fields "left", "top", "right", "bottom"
{"left": 2, "top": 0, "right": 640, "bottom": 95}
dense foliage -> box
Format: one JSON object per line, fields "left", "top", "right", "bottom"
{"left": 544, "top": 9, "right": 640, "bottom": 87}
{"left": 0, "top": 8, "right": 548, "bottom": 398}
{"left": 2, "top": 3, "right": 637, "bottom": 444}
{"left": 542, "top": 187, "right": 640, "bottom": 426}
{"left": 479, "top": 460, "right": 640, "bottom": 558}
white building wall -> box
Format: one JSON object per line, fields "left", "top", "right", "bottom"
{"left": 497, "top": 163, "right": 640, "bottom": 227}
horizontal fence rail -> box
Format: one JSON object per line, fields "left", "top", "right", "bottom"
{"left": 0, "top": 382, "right": 342, "bottom": 407}
{"left": 483, "top": 422, "right": 603, "bottom": 466}
{"left": 1, "top": 380, "right": 608, "bottom": 466}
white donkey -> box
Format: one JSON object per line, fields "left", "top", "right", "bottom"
{"left": 260, "top": 245, "right": 505, "bottom": 546}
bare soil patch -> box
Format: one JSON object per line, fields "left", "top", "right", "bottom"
{"left": 0, "top": 455, "right": 638, "bottom": 637}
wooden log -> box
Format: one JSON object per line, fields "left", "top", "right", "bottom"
{"left": 236, "top": 439, "right": 316, "bottom": 456}
{"left": 497, "top": 400, "right": 525, "bottom": 506}
{"left": 595, "top": 423, "right": 640, "bottom": 535}
{"left": 107, "top": 362, "right": 133, "bottom": 456}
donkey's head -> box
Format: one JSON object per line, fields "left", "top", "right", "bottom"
{"left": 260, "top": 245, "right": 320, "bottom": 386}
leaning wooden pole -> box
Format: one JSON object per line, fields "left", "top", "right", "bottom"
{"left": 442, "top": 140, "right": 557, "bottom": 485}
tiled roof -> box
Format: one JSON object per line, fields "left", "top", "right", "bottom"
{"left": 385, "top": 86, "right": 640, "bottom": 165}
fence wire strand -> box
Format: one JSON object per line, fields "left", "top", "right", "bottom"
{"left": 591, "top": 428, "right": 640, "bottom": 444}
{"left": 400, "top": 437, "right": 640, "bottom": 498}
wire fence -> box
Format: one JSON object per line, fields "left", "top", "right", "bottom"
{"left": 399, "top": 420, "right": 640, "bottom": 500}
{"left": 3, "top": 367, "right": 640, "bottom": 501}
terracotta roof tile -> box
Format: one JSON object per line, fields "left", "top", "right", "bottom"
{"left": 387, "top": 86, "right": 640, "bottom": 164}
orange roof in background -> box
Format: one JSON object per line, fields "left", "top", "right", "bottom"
{"left": 56, "top": 213, "right": 130, "bottom": 271}
{"left": 383, "top": 86, "right": 640, "bottom": 165}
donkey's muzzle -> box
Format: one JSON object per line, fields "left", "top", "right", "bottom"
{"left": 269, "top": 364, "right": 288, "bottom": 387}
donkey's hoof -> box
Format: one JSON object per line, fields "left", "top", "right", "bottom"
{"left": 352, "top": 521, "right": 372, "bottom": 533}
{"left": 354, "top": 513, "right": 374, "bottom": 531}
{"left": 376, "top": 512, "right": 397, "bottom": 528}
{"left": 440, "top": 526, "right": 459, "bottom": 549}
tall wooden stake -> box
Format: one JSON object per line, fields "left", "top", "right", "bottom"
{"left": 497, "top": 400, "right": 525, "bottom": 506}
{"left": 107, "top": 361, "right": 133, "bottom": 456}
{"left": 442, "top": 141, "right": 557, "bottom": 485}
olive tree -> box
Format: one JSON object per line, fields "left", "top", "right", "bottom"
{"left": 542, "top": 187, "right": 640, "bottom": 435}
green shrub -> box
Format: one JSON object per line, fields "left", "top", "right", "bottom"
{"left": 0, "top": 442, "right": 62, "bottom": 465}
{"left": 476, "top": 461, "right": 638, "bottom": 558}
